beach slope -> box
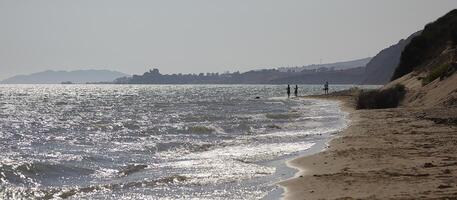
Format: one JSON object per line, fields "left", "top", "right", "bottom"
{"left": 279, "top": 91, "right": 457, "bottom": 199}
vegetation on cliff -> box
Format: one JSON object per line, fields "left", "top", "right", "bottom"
{"left": 421, "top": 63, "right": 457, "bottom": 85}
{"left": 392, "top": 9, "right": 457, "bottom": 80}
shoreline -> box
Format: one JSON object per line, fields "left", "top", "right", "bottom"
{"left": 276, "top": 94, "right": 355, "bottom": 199}
{"left": 278, "top": 93, "right": 457, "bottom": 199}
{"left": 263, "top": 131, "right": 338, "bottom": 200}
{"left": 264, "top": 97, "right": 351, "bottom": 200}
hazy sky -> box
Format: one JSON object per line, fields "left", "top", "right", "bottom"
{"left": 0, "top": 0, "right": 456, "bottom": 79}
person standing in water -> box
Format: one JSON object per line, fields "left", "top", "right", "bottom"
{"left": 287, "top": 84, "right": 291, "bottom": 98}
{"left": 324, "top": 81, "right": 329, "bottom": 94}
{"left": 294, "top": 85, "right": 298, "bottom": 97}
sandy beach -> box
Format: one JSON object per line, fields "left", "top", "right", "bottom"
{"left": 279, "top": 92, "right": 457, "bottom": 199}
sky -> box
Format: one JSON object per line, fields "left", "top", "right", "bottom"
{"left": 0, "top": 0, "right": 456, "bottom": 79}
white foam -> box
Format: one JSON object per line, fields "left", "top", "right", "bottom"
{"left": 158, "top": 142, "right": 315, "bottom": 185}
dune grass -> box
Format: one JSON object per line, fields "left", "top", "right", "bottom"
{"left": 422, "top": 63, "right": 455, "bottom": 85}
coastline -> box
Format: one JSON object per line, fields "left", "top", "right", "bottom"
{"left": 264, "top": 97, "right": 351, "bottom": 200}
{"left": 260, "top": 95, "right": 352, "bottom": 200}
{"left": 263, "top": 96, "right": 351, "bottom": 200}
{"left": 278, "top": 93, "right": 457, "bottom": 199}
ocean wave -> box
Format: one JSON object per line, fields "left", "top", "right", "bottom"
{"left": 187, "top": 126, "right": 215, "bottom": 134}
{"left": 156, "top": 141, "right": 220, "bottom": 159}
{"left": 0, "top": 162, "right": 94, "bottom": 186}
{"left": 156, "top": 141, "right": 315, "bottom": 186}
{"left": 265, "top": 112, "right": 301, "bottom": 120}
{"left": 0, "top": 174, "right": 188, "bottom": 199}
{"left": 253, "top": 127, "right": 340, "bottom": 139}
{"left": 118, "top": 164, "right": 148, "bottom": 177}
{"left": 195, "top": 142, "right": 316, "bottom": 163}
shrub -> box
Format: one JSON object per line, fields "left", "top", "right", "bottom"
{"left": 356, "top": 84, "right": 406, "bottom": 109}
{"left": 421, "top": 63, "right": 454, "bottom": 85}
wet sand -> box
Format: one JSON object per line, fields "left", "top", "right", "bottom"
{"left": 279, "top": 93, "right": 457, "bottom": 199}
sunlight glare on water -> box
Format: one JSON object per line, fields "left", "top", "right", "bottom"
{"left": 0, "top": 84, "right": 369, "bottom": 199}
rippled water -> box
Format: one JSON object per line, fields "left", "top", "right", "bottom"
{"left": 0, "top": 84, "right": 366, "bottom": 199}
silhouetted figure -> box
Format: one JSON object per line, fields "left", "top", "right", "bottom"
{"left": 294, "top": 85, "right": 298, "bottom": 97}
{"left": 287, "top": 85, "right": 291, "bottom": 98}
{"left": 324, "top": 81, "right": 329, "bottom": 94}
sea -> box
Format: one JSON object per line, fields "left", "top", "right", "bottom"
{"left": 0, "top": 84, "right": 377, "bottom": 199}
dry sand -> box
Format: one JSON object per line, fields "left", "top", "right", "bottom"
{"left": 278, "top": 92, "right": 457, "bottom": 199}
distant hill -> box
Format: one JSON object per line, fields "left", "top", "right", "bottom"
{"left": 277, "top": 57, "right": 371, "bottom": 72}
{"left": 112, "top": 56, "right": 374, "bottom": 84}
{"left": 117, "top": 65, "right": 369, "bottom": 85}
{"left": 362, "top": 31, "right": 420, "bottom": 85}
{"left": 1, "top": 70, "right": 129, "bottom": 84}
{"left": 271, "top": 67, "right": 366, "bottom": 84}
